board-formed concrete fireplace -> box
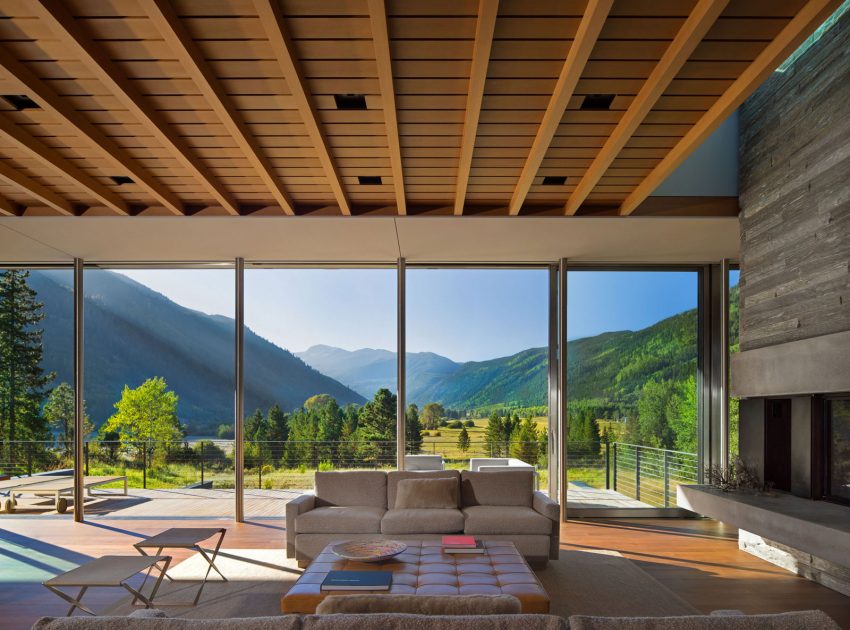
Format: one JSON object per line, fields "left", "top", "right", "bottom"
{"left": 700, "top": 2, "right": 850, "bottom": 598}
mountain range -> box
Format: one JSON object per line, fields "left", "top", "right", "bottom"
{"left": 27, "top": 269, "right": 733, "bottom": 434}
{"left": 31, "top": 270, "right": 364, "bottom": 434}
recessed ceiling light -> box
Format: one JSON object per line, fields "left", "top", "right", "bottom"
{"left": 358, "top": 175, "right": 382, "bottom": 185}
{"left": 542, "top": 176, "right": 567, "bottom": 185}
{"left": 334, "top": 94, "right": 367, "bottom": 110}
{"left": 1, "top": 94, "right": 40, "bottom": 111}
{"left": 109, "top": 175, "right": 134, "bottom": 185}
{"left": 580, "top": 94, "right": 615, "bottom": 110}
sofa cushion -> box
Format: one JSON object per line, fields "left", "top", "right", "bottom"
{"left": 568, "top": 610, "right": 841, "bottom": 630}
{"left": 314, "top": 470, "right": 387, "bottom": 508}
{"left": 387, "top": 469, "right": 461, "bottom": 508}
{"left": 296, "top": 506, "right": 385, "bottom": 534}
{"left": 462, "top": 505, "right": 552, "bottom": 536}
{"left": 394, "top": 477, "right": 459, "bottom": 509}
{"left": 461, "top": 470, "right": 534, "bottom": 507}
{"left": 381, "top": 508, "right": 465, "bottom": 534}
{"left": 303, "top": 614, "right": 567, "bottom": 630}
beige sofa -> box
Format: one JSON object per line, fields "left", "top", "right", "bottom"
{"left": 285, "top": 469, "right": 560, "bottom": 567}
{"left": 32, "top": 609, "right": 842, "bottom": 629}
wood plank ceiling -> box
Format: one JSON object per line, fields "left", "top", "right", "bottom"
{"left": 0, "top": 0, "right": 840, "bottom": 217}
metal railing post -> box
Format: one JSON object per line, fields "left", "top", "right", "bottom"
{"left": 200, "top": 441, "right": 205, "bottom": 486}
{"left": 84, "top": 441, "right": 89, "bottom": 476}
{"left": 663, "top": 450, "right": 670, "bottom": 507}
{"left": 635, "top": 446, "right": 641, "bottom": 502}
{"left": 605, "top": 440, "right": 610, "bottom": 489}
{"left": 27, "top": 443, "right": 33, "bottom": 477}
{"left": 142, "top": 442, "right": 147, "bottom": 489}
{"left": 613, "top": 443, "right": 618, "bottom": 491}
{"left": 259, "top": 447, "right": 263, "bottom": 488}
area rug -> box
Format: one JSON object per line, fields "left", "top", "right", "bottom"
{"left": 102, "top": 548, "right": 699, "bottom": 619}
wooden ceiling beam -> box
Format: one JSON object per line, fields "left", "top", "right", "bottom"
{"left": 0, "top": 114, "right": 130, "bottom": 215}
{"left": 0, "top": 160, "right": 75, "bottom": 216}
{"left": 254, "top": 0, "right": 351, "bottom": 216}
{"left": 565, "top": 0, "right": 730, "bottom": 216}
{"left": 144, "top": 0, "right": 295, "bottom": 216}
{"left": 620, "top": 0, "right": 843, "bottom": 216}
{"left": 0, "top": 55, "right": 183, "bottom": 215}
{"left": 0, "top": 194, "right": 19, "bottom": 217}
{"left": 508, "top": 0, "right": 613, "bottom": 216}
{"left": 32, "top": 0, "right": 240, "bottom": 215}
{"left": 454, "top": 0, "right": 499, "bottom": 216}
{"left": 368, "top": 0, "right": 407, "bottom": 216}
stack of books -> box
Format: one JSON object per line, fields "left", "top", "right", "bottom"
{"left": 441, "top": 535, "right": 485, "bottom": 554}
{"left": 320, "top": 570, "right": 392, "bottom": 591}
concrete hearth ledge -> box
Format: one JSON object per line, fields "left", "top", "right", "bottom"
{"left": 677, "top": 485, "right": 850, "bottom": 568}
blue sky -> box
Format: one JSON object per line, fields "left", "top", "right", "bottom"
{"left": 117, "top": 268, "right": 735, "bottom": 363}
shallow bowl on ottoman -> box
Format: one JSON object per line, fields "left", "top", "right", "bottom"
{"left": 331, "top": 539, "right": 407, "bottom": 562}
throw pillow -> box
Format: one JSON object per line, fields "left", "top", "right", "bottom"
{"left": 394, "top": 477, "right": 458, "bottom": 509}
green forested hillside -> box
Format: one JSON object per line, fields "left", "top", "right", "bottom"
{"left": 31, "top": 270, "right": 364, "bottom": 434}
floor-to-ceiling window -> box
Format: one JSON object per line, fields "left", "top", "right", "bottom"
{"left": 405, "top": 267, "right": 551, "bottom": 487}
{"left": 242, "top": 266, "right": 397, "bottom": 519}
{"left": 81, "top": 266, "right": 235, "bottom": 518}
{"left": 566, "top": 269, "right": 700, "bottom": 511}
{"left": 0, "top": 266, "right": 75, "bottom": 515}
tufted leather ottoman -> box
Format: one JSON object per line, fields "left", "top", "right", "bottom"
{"left": 281, "top": 540, "right": 549, "bottom": 614}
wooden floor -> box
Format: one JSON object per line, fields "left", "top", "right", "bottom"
{"left": 0, "top": 517, "right": 847, "bottom": 629}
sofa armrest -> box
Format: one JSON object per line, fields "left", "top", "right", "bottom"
{"left": 533, "top": 491, "right": 561, "bottom": 561}
{"left": 533, "top": 491, "right": 560, "bottom": 521}
{"left": 286, "top": 493, "right": 316, "bottom": 558}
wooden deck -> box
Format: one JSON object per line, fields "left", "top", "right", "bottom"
{"left": 1, "top": 517, "right": 848, "bottom": 629}
{"left": 5, "top": 483, "right": 647, "bottom": 517}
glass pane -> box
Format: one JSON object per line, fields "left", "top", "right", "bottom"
{"left": 405, "top": 269, "right": 550, "bottom": 491}
{"left": 729, "top": 269, "right": 740, "bottom": 458}
{"left": 1, "top": 268, "right": 75, "bottom": 516}
{"left": 82, "top": 268, "right": 234, "bottom": 518}
{"left": 828, "top": 400, "right": 850, "bottom": 502}
{"left": 566, "top": 270, "right": 699, "bottom": 510}
{"left": 243, "top": 268, "right": 397, "bottom": 519}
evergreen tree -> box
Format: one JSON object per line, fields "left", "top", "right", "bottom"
{"left": 636, "top": 379, "right": 677, "bottom": 449}
{"left": 405, "top": 403, "right": 423, "bottom": 453}
{"left": 246, "top": 409, "right": 265, "bottom": 442}
{"left": 457, "top": 426, "right": 470, "bottom": 453}
{"left": 266, "top": 404, "right": 289, "bottom": 464}
{"left": 0, "top": 270, "right": 54, "bottom": 453}
{"left": 511, "top": 416, "right": 540, "bottom": 464}
{"left": 484, "top": 412, "right": 504, "bottom": 456}
{"left": 43, "top": 382, "right": 93, "bottom": 453}
{"left": 358, "top": 388, "right": 396, "bottom": 462}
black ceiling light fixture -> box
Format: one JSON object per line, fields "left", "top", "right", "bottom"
{"left": 334, "top": 94, "right": 367, "bottom": 110}
{"left": 1, "top": 94, "right": 40, "bottom": 111}
{"left": 580, "top": 94, "right": 616, "bottom": 110}
{"left": 541, "top": 175, "right": 567, "bottom": 185}
{"left": 358, "top": 175, "right": 382, "bottom": 185}
{"left": 109, "top": 175, "right": 134, "bottom": 185}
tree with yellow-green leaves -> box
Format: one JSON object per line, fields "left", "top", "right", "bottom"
{"left": 101, "top": 377, "right": 181, "bottom": 458}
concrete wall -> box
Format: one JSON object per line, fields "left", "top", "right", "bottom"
{"left": 738, "top": 10, "right": 850, "bottom": 353}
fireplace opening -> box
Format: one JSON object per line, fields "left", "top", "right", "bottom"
{"left": 764, "top": 399, "right": 792, "bottom": 492}
{"left": 825, "top": 398, "right": 850, "bottom": 504}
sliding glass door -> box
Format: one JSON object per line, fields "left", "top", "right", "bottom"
{"left": 566, "top": 269, "right": 700, "bottom": 512}
{"left": 242, "top": 266, "right": 397, "bottom": 519}
{"left": 405, "top": 267, "right": 551, "bottom": 490}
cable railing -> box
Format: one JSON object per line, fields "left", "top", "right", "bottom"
{"left": 2, "top": 438, "right": 693, "bottom": 509}
{"left": 565, "top": 440, "right": 699, "bottom": 508}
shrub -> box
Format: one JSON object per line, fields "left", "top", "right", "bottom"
{"left": 263, "top": 479, "right": 273, "bottom": 490}
{"left": 448, "top": 420, "right": 463, "bottom": 429}
{"left": 432, "top": 431, "right": 441, "bottom": 437}
{"left": 262, "top": 464, "right": 273, "bottom": 475}
{"left": 439, "top": 419, "right": 449, "bottom": 427}
{"left": 318, "top": 461, "right": 334, "bottom": 472}
{"left": 464, "top": 420, "right": 475, "bottom": 427}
